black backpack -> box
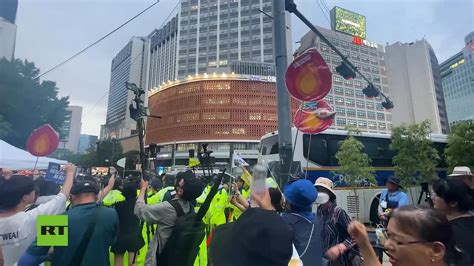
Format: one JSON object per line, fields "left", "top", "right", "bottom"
{"left": 156, "top": 170, "right": 227, "bottom": 266}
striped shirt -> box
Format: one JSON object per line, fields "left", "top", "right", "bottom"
{"left": 318, "top": 201, "right": 359, "bottom": 266}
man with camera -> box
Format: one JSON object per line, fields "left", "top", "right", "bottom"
{"left": 134, "top": 170, "right": 205, "bottom": 266}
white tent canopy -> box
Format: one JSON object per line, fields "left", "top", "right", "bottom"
{"left": 0, "top": 140, "right": 67, "bottom": 170}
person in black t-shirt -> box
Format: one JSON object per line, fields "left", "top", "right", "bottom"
{"left": 111, "top": 182, "right": 145, "bottom": 266}
{"left": 433, "top": 178, "right": 474, "bottom": 266}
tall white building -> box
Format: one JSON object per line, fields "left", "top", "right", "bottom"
{"left": 385, "top": 39, "right": 449, "bottom": 134}
{"left": 59, "top": 106, "right": 82, "bottom": 153}
{"left": 144, "top": 0, "right": 292, "bottom": 91}
{"left": 0, "top": 17, "right": 16, "bottom": 60}
{"left": 105, "top": 37, "right": 146, "bottom": 139}
{"left": 296, "top": 27, "right": 393, "bottom": 134}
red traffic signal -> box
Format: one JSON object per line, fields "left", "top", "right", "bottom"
{"left": 336, "top": 62, "right": 356, "bottom": 80}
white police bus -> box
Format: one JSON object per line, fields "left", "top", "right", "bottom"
{"left": 258, "top": 128, "right": 448, "bottom": 223}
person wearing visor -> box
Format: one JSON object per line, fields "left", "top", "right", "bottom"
{"left": 378, "top": 176, "right": 408, "bottom": 222}
{"left": 315, "top": 177, "right": 361, "bottom": 266}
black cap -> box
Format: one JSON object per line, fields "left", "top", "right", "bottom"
{"left": 71, "top": 179, "right": 99, "bottom": 195}
{"left": 210, "top": 208, "right": 293, "bottom": 266}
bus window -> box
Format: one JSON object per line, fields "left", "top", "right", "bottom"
{"left": 260, "top": 135, "right": 279, "bottom": 155}
{"left": 303, "top": 134, "right": 330, "bottom": 166}
{"left": 358, "top": 137, "right": 394, "bottom": 167}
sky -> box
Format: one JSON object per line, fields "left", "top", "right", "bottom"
{"left": 15, "top": 0, "right": 473, "bottom": 136}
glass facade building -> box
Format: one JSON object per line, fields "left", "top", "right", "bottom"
{"left": 440, "top": 32, "right": 474, "bottom": 127}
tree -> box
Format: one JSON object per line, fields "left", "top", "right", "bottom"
{"left": 390, "top": 121, "right": 440, "bottom": 188}
{"left": 336, "top": 129, "right": 375, "bottom": 192}
{"left": 0, "top": 58, "right": 69, "bottom": 148}
{"left": 445, "top": 120, "right": 474, "bottom": 171}
{"left": 0, "top": 114, "right": 11, "bottom": 139}
{"left": 96, "top": 139, "right": 123, "bottom": 166}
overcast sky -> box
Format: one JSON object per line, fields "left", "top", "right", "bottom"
{"left": 15, "top": 0, "right": 473, "bottom": 136}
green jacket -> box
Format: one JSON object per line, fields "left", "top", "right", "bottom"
{"left": 102, "top": 189, "right": 125, "bottom": 206}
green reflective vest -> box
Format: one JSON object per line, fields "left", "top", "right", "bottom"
{"left": 102, "top": 190, "right": 125, "bottom": 206}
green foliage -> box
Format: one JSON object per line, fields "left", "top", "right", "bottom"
{"left": 336, "top": 130, "right": 375, "bottom": 189}
{"left": 390, "top": 121, "right": 440, "bottom": 186}
{"left": 0, "top": 114, "right": 11, "bottom": 139}
{"left": 445, "top": 121, "right": 474, "bottom": 171}
{"left": 0, "top": 58, "right": 69, "bottom": 148}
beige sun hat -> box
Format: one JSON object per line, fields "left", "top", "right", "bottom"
{"left": 314, "top": 177, "right": 336, "bottom": 198}
{"left": 448, "top": 166, "right": 473, "bottom": 177}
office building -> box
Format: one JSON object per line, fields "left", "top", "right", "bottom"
{"left": 296, "top": 26, "right": 393, "bottom": 134}
{"left": 440, "top": 32, "right": 474, "bottom": 127}
{"left": 105, "top": 37, "right": 146, "bottom": 139}
{"left": 0, "top": 18, "right": 16, "bottom": 60}
{"left": 0, "top": 0, "right": 18, "bottom": 24}
{"left": 386, "top": 39, "right": 449, "bottom": 134}
{"left": 144, "top": 0, "right": 291, "bottom": 91}
{"left": 145, "top": 0, "right": 293, "bottom": 169}
{"left": 59, "top": 106, "right": 82, "bottom": 153}
{"left": 0, "top": 0, "right": 17, "bottom": 60}
{"left": 78, "top": 134, "right": 98, "bottom": 153}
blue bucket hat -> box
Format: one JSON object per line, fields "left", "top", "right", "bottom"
{"left": 284, "top": 179, "right": 317, "bottom": 208}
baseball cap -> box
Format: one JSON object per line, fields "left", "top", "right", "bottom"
{"left": 284, "top": 179, "right": 317, "bottom": 209}
{"left": 70, "top": 179, "right": 100, "bottom": 195}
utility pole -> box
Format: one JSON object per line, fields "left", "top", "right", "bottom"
{"left": 126, "top": 82, "right": 148, "bottom": 181}
{"left": 272, "top": 0, "right": 293, "bottom": 189}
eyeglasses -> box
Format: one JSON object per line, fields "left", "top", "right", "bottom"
{"left": 382, "top": 229, "right": 428, "bottom": 246}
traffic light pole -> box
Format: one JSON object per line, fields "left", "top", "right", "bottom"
{"left": 273, "top": 0, "right": 293, "bottom": 189}
{"left": 285, "top": 0, "right": 392, "bottom": 103}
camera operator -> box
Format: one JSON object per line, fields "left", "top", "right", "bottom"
{"left": 134, "top": 170, "right": 205, "bottom": 265}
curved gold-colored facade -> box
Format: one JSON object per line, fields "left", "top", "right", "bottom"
{"left": 146, "top": 75, "right": 299, "bottom": 144}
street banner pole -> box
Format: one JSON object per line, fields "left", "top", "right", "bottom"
{"left": 273, "top": 0, "right": 293, "bottom": 189}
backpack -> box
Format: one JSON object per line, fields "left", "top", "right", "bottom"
{"left": 156, "top": 200, "right": 205, "bottom": 266}
{"left": 156, "top": 170, "right": 227, "bottom": 266}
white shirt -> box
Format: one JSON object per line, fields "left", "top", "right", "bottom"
{"left": 0, "top": 193, "right": 67, "bottom": 266}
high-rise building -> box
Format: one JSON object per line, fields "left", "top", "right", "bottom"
{"left": 0, "top": 18, "right": 16, "bottom": 60}
{"left": 0, "top": 0, "right": 18, "bottom": 24}
{"left": 59, "top": 106, "right": 83, "bottom": 153}
{"left": 0, "top": 0, "right": 17, "bottom": 60}
{"left": 144, "top": 0, "right": 291, "bottom": 91}
{"left": 105, "top": 37, "right": 146, "bottom": 139}
{"left": 78, "top": 134, "right": 98, "bottom": 153}
{"left": 385, "top": 39, "right": 449, "bottom": 134}
{"left": 296, "top": 26, "right": 393, "bottom": 134}
{"left": 145, "top": 0, "right": 293, "bottom": 169}
{"left": 440, "top": 32, "right": 474, "bottom": 127}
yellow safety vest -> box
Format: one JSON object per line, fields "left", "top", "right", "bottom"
{"left": 102, "top": 190, "right": 125, "bottom": 206}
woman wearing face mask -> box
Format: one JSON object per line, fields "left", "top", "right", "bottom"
{"left": 348, "top": 206, "right": 463, "bottom": 266}
{"left": 315, "top": 177, "right": 361, "bottom": 266}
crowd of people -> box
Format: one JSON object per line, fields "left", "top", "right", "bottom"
{"left": 0, "top": 164, "right": 472, "bottom": 266}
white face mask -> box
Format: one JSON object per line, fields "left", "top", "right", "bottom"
{"left": 315, "top": 192, "right": 330, "bottom": 205}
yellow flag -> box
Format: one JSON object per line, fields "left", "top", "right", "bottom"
{"left": 240, "top": 167, "right": 251, "bottom": 186}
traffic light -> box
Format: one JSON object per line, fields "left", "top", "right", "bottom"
{"left": 362, "top": 84, "right": 380, "bottom": 98}
{"left": 336, "top": 62, "right": 356, "bottom": 80}
{"left": 382, "top": 98, "right": 394, "bottom": 109}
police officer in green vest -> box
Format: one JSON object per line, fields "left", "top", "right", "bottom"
{"left": 102, "top": 177, "right": 125, "bottom": 207}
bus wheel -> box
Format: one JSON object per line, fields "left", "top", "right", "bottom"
{"left": 370, "top": 194, "right": 381, "bottom": 226}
